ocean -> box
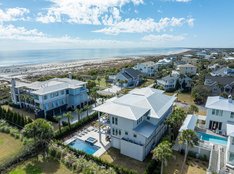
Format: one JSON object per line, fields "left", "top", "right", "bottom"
{"left": 0, "top": 47, "right": 188, "bottom": 67}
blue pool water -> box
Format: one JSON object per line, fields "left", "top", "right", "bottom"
{"left": 197, "top": 132, "right": 227, "bottom": 145}
{"left": 69, "top": 138, "right": 100, "bottom": 155}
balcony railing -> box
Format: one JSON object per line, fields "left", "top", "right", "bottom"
{"left": 122, "top": 137, "right": 144, "bottom": 146}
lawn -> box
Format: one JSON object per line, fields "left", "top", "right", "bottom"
{"left": 95, "top": 77, "right": 111, "bottom": 89}
{"left": 164, "top": 152, "right": 208, "bottom": 174}
{"left": 100, "top": 148, "right": 149, "bottom": 174}
{"left": 1, "top": 105, "right": 35, "bottom": 119}
{"left": 140, "top": 78, "right": 155, "bottom": 88}
{"left": 0, "top": 132, "right": 23, "bottom": 164}
{"left": 9, "top": 156, "right": 73, "bottom": 174}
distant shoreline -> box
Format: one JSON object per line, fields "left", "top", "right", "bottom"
{"left": 0, "top": 48, "right": 191, "bottom": 82}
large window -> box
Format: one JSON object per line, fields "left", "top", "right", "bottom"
{"left": 212, "top": 109, "right": 223, "bottom": 116}
{"left": 231, "top": 112, "right": 234, "bottom": 119}
{"left": 43, "top": 95, "right": 47, "bottom": 100}
{"left": 229, "top": 153, "right": 234, "bottom": 165}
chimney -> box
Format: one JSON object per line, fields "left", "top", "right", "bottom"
{"left": 228, "top": 95, "right": 233, "bottom": 103}
{"left": 68, "top": 72, "right": 72, "bottom": 79}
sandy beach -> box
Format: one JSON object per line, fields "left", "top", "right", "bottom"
{"left": 0, "top": 49, "right": 190, "bottom": 82}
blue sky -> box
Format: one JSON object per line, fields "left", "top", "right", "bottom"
{"left": 0, "top": 0, "right": 234, "bottom": 50}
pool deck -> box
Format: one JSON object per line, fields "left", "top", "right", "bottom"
{"left": 64, "top": 126, "right": 111, "bottom": 157}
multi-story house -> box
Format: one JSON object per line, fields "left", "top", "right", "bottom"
{"left": 205, "top": 96, "right": 234, "bottom": 134}
{"left": 94, "top": 87, "right": 176, "bottom": 161}
{"left": 115, "top": 68, "right": 143, "bottom": 88}
{"left": 10, "top": 75, "right": 89, "bottom": 118}
{"left": 177, "top": 64, "right": 197, "bottom": 76}
{"left": 134, "top": 61, "right": 158, "bottom": 76}
{"left": 204, "top": 95, "right": 234, "bottom": 168}
{"left": 204, "top": 75, "right": 234, "bottom": 96}
{"left": 157, "top": 71, "right": 192, "bottom": 92}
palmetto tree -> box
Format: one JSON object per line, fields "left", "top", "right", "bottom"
{"left": 84, "top": 104, "right": 92, "bottom": 117}
{"left": 152, "top": 140, "right": 173, "bottom": 174}
{"left": 75, "top": 108, "right": 83, "bottom": 122}
{"left": 64, "top": 111, "right": 73, "bottom": 130}
{"left": 179, "top": 129, "right": 198, "bottom": 174}
{"left": 90, "top": 88, "right": 98, "bottom": 107}
{"left": 166, "top": 108, "right": 186, "bottom": 140}
{"left": 54, "top": 115, "right": 63, "bottom": 133}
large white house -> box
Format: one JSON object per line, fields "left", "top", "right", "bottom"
{"left": 205, "top": 96, "right": 234, "bottom": 134}
{"left": 10, "top": 75, "right": 89, "bottom": 118}
{"left": 94, "top": 87, "right": 176, "bottom": 161}
{"left": 177, "top": 64, "right": 197, "bottom": 76}
{"left": 134, "top": 61, "right": 158, "bottom": 76}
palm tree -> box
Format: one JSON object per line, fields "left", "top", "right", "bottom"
{"left": 54, "top": 115, "right": 63, "bottom": 133}
{"left": 188, "top": 104, "right": 199, "bottom": 115}
{"left": 166, "top": 108, "right": 186, "bottom": 140}
{"left": 152, "top": 140, "right": 173, "bottom": 174}
{"left": 84, "top": 104, "right": 92, "bottom": 117}
{"left": 90, "top": 88, "right": 98, "bottom": 107}
{"left": 63, "top": 111, "right": 73, "bottom": 130}
{"left": 75, "top": 108, "right": 83, "bottom": 122}
{"left": 179, "top": 129, "right": 198, "bottom": 174}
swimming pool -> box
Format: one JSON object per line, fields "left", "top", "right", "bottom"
{"left": 69, "top": 138, "right": 100, "bottom": 155}
{"left": 197, "top": 132, "right": 227, "bottom": 145}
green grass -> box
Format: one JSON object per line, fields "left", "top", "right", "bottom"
{"left": 9, "top": 156, "right": 72, "bottom": 174}
{"left": 0, "top": 132, "right": 23, "bottom": 164}
{"left": 101, "top": 148, "right": 149, "bottom": 174}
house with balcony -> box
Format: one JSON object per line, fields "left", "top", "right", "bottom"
{"left": 177, "top": 64, "right": 197, "bottom": 76}
{"left": 114, "top": 68, "right": 143, "bottom": 88}
{"left": 93, "top": 87, "right": 176, "bottom": 161}
{"left": 134, "top": 61, "right": 158, "bottom": 76}
{"left": 10, "top": 75, "right": 89, "bottom": 118}
{"left": 156, "top": 71, "right": 192, "bottom": 92}
{"left": 204, "top": 75, "right": 234, "bottom": 96}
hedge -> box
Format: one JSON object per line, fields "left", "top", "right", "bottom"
{"left": 56, "top": 141, "right": 137, "bottom": 174}
{"left": 55, "top": 112, "right": 98, "bottom": 139}
{"left": 0, "top": 106, "right": 33, "bottom": 129}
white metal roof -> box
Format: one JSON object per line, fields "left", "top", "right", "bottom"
{"left": 205, "top": 96, "right": 234, "bottom": 112}
{"left": 93, "top": 87, "right": 176, "bottom": 120}
{"left": 14, "top": 78, "right": 86, "bottom": 95}
{"left": 179, "top": 115, "right": 198, "bottom": 132}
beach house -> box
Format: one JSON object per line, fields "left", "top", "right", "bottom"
{"left": 10, "top": 74, "right": 89, "bottom": 118}
{"left": 115, "top": 68, "right": 143, "bottom": 88}
{"left": 134, "top": 61, "right": 158, "bottom": 76}
{"left": 177, "top": 64, "right": 197, "bottom": 76}
{"left": 94, "top": 87, "right": 176, "bottom": 161}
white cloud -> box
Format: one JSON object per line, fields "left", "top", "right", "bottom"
{"left": 142, "top": 34, "right": 185, "bottom": 42}
{"left": 36, "top": 0, "right": 143, "bottom": 24}
{"left": 0, "top": 7, "right": 29, "bottom": 22}
{"left": 94, "top": 17, "right": 194, "bottom": 35}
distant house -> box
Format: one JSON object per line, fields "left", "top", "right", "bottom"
{"left": 211, "top": 67, "right": 234, "bottom": 77}
{"left": 181, "top": 57, "right": 199, "bottom": 65}
{"left": 134, "top": 61, "right": 158, "bottom": 76}
{"left": 204, "top": 75, "right": 234, "bottom": 96}
{"left": 177, "top": 64, "right": 197, "bottom": 76}
{"left": 157, "top": 71, "right": 192, "bottom": 92}
{"left": 156, "top": 58, "right": 173, "bottom": 67}
{"left": 115, "top": 68, "right": 143, "bottom": 88}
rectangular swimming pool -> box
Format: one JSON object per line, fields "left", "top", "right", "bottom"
{"left": 69, "top": 138, "right": 100, "bottom": 155}
{"left": 197, "top": 131, "right": 227, "bottom": 145}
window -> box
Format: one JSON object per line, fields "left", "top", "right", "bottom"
{"left": 112, "top": 117, "right": 115, "bottom": 124}
{"left": 119, "top": 130, "right": 121, "bottom": 136}
{"left": 133, "top": 134, "right": 137, "bottom": 138}
{"left": 112, "top": 128, "right": 115, "bottom": 135}
{"left": 231, "top": 112, "right": 234, "bottom": 119}
{"left": 212, "top": 109, "right": 215, "bottom": 115}
{"left": 66, "top": 90, "right": 69, "bottom": 94}
{"left": 147, "top": 116, "right": 150, "bottom": 120}
{"left": 61, "top": 90, "right": 64, "bottom": 95}
{"left": 232, "top": 138, "right": 234, "bottom": 145}
{"left": 43, "top": 95, "right": 47, "bottom": 100}
{"left": 115, "top": 117, "right": 118, "bottom": 125}
{"left": 125, "top": 131, "right": 128, "bottom": 135}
